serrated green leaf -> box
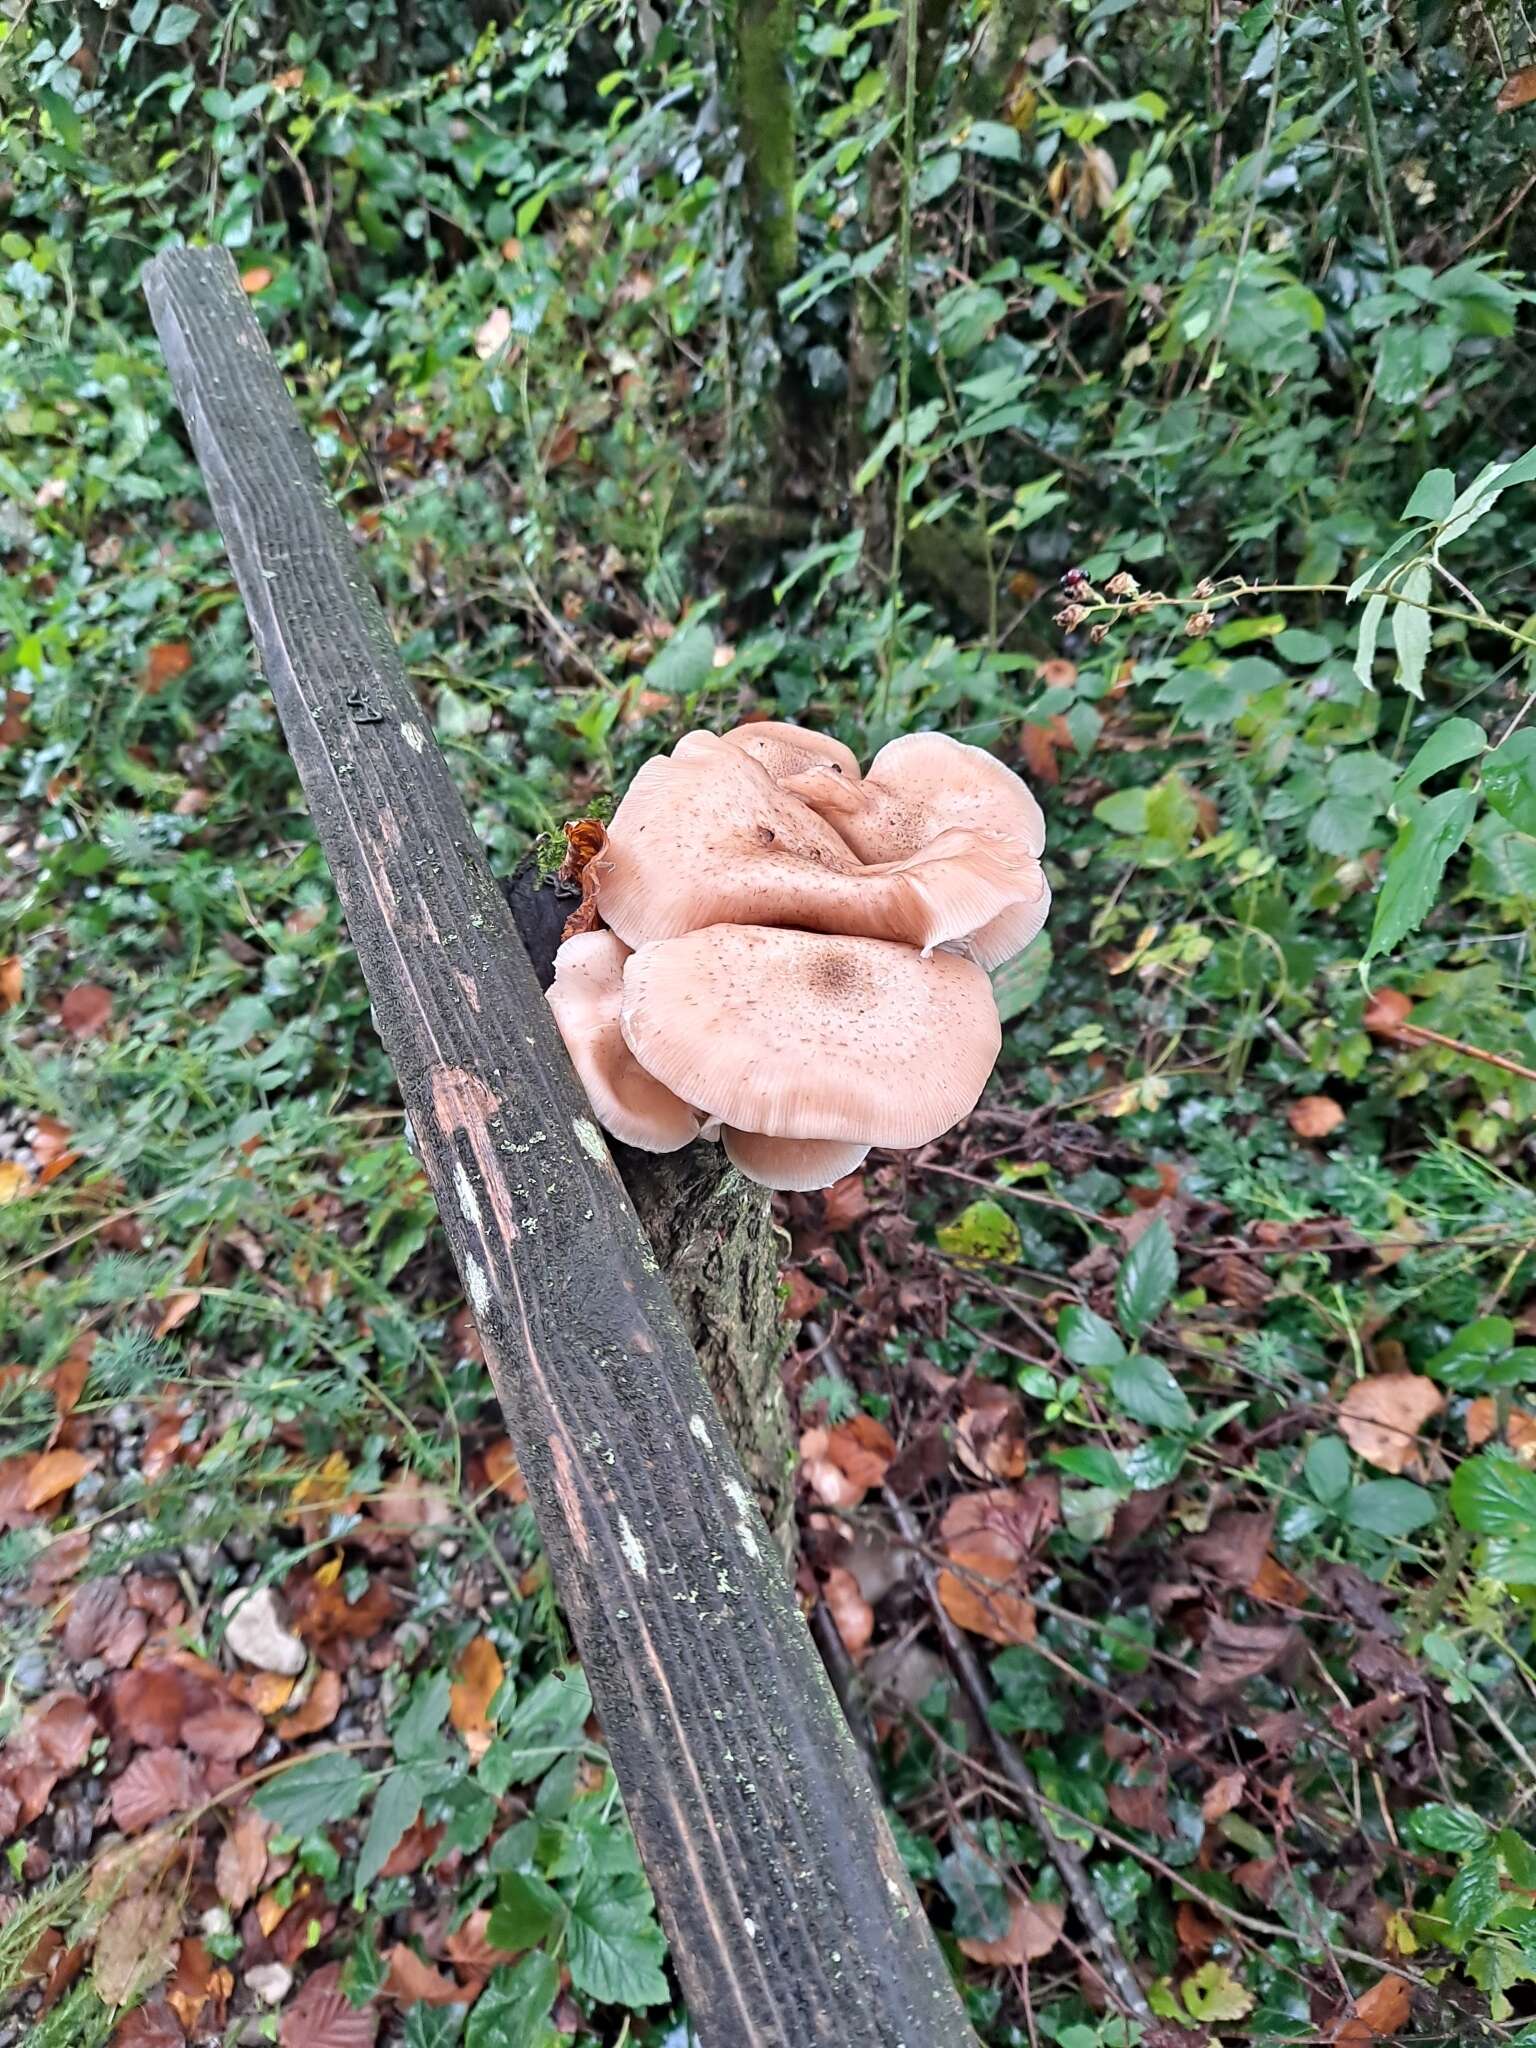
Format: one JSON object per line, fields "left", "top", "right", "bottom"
{"left": 356, "top": 1769, "right": 424, "bottom": 1891}
{"left": 1110, "top": 1353, "right": 1194, "bottom": 1432}
{"left": 255, "top": 1753, "right": 369, "bottom": 1835}
{"left": 1451, "top": 1451, "right": 1536, "bottom": 1536}
{"left": 1115, "top": 1216, "right": 1177, "bottom": 1337}
{"left": 565, "top": 1867, "right": 670, "bottom": 2007}
{"left": 1057, "top": 1304, "right": 1126, "bottom": 1368}
{"left": 466, "top": 1953, "right": 561, "bottom": 2048}
{"left": 1484, "top": 731, "right": 1536, "bottom": 837}
{"left": 1406, "top": 1804, "right": 1489, "bottom": 1853}
{"left": 1391, "top": 564, "right": 1432, "bottom": 698}
{"left": 487, "top": 1871, "right": 564, "bottom": 1951}
{"left": 480, "top": 1668, "right": 592, "bottom": 1793}
{"left": 1446, "top": 1848, "right": 1501, "bottom": 1938}
{"left": 992, "top": 931, "right": 1052, "bottom": 1023}
{"left": 1364, "top": 786, "right": 1477, "bottom": 967}
{"left": 641, "top": 622, "right": 716, "bottom": 697}
{"left": 1354, "top": 591, "right": 1387, "bottom": 689}
{"left": 1396, "top": 717, "right": 1486, "bottom": 798}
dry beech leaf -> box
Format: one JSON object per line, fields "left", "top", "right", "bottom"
{"left": 1465, "top": 1397, "right": 1536, "bottom": 1456}
{"left": 799, "top": 1413, "right": 896, "bottom": 1508}
{"left": 143, "top": 643, "right": 192, "bottom": 692}
{"left": 45, "top": 1332, "right": 95, "bottom": 1437}
{"left": 24, "top": 1693, "right": 97, "bottom": 1773}
{"left": 936, "top": 1543, "right": 1036, "bottom": 1645}
{"left": 1287, "top": 1094, "right": 1345, "bottom": 1139}
{"left": 822, "top": 1171, "right": 872, "bottom": 1231}
{"left": 1201, "top": 1769, "right": 1247, "bottom": 1823}
{"left": 449, "top": 1635, "right": 504, "bottom": 1758}
{"left": 0, "top": 956, "right": 22, "bottom": 1010}
{"left": 154, "top": 1292, "right": 202, "bottom": 1338}
{"left": 1497, "top": 64, "right": 1536, "bottom": 111}
{"left": 958, "top": 1896, "right": 1064, "bottom": 1966}
{"left": 1337, "top": 1970, "right": 1413, "bottom": 2041}
{"left": 280, "top": 1961, "right": 379, "bottom": 2048}
{"left": 383, "top": 1946, "right": 467, "bottom": 2007}
{"left": 1192, "top": 1616, "right": 1297, "bottom": 1703}
{"left": 275, "top": 1667, "right": 342, "bottom": 1739}
{"left": 1338, "top": 1373, "right": 1444, "bottom": 1477}
{"left": 61, "top": 982, "right": 113, "bottom": 1036}
{"left": 1249, "top": 1552, "right": 1309, "bottom": 1606}
{"left": 181, "top": 1703, "right": 264, "bottom": 1761}
{"left": 23, "top": 1449, "right": 96, "bottom": 1511}
{"left": 215, "top": 1810, "right": 269, "bottom": 1912}
{"left": 820, "top": 1565, "right": 874, "bottom": 1660}
{"left": 239, "top": 267, "right": 274, "bottom": 294}
{"left": 110, "top": 1748, "right": 203, "bottom": 1834}
{"left": 483, "top": 1440, "right": 527, "bottom": 1501}
{"left": 111, "top": 1996, "right": 185, "bottom": 2046}
{"left": 92, "top": 1891, "right": 179, "bottom": 2007}
{"left": 443, "top": 1911, "right": 520, "bottom": 1990}
{"left": 107, "top": 1660, "right": 220, "bottom": 1748}
{"left": 62, "top": 1580, "right": 149, "bottom": 1668}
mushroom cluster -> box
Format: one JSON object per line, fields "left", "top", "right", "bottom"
{"left": 547, "top": 722, "right": 1049, "bottom": 1192}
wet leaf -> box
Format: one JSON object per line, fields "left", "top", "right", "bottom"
{"left": 1182, "top": 1957, "right": 1254, "bottom": 2021}
{"left": 1116, "top": 1215, "right": 1177, "bottom": 1336}
{"left": 1192, "top": 1617, "right": 1296, "bottom": 1702}
{"left": 1338, "top": 1372, "right": 1444, "bottom": 1476}
{"left": 937, "top": 1198, "right": 1022, "bottom": 1268}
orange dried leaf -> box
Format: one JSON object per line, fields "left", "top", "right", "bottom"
{"left": 483, "top": 1440, "right": 527, "bottom": 1501}
{"left": 1465, "top": 1397, "right": 1536, "bottom": 1456}
{"left": 143, "top": 643, "right": 192, "bottom": 693}
{"left": 937, "top": 1544, "right": 1037, "bottom": 1645}
{"left": 239, "top": 267, "right": 274, "bottom": 294}
{"left": 1287, "top": 1095, "right": 1345, "bottom": 1140}
{"left": 0, "top": 956, "right": 21, "bottom": 1009}
{"left": 181, "top": 1704, "right": 264, "bottom": 1761}
{"left": 23, "top": 1449, "right": 95, "bottom": 1511}
{"left": 274, "top": 1667, "right": 342, "bottom": 1739}
{"left": 799, "top": 1413, "right": 896, "bottom": 1508}
{"left": 1497, "top": 64, "right": 1536, "bottom": 111}
{"left": 154, "top": 1291, "right": 202, "bottom": 1338}
{"left": 1338, "top": 1372, "right": 1444, "bottom": 1477}
{"left": 820, "top": 1565, "right": 874, "bottom": 1660}
{"left": 449, "top": 1636, "right": 504, "bottom": 1757}
{"left": 1348, "top": 1971, "right": 1413, "bottom": 2036}
{"left": 1364, "top": 987, "right": 1414, "bottom": 1035}
{"left": 0, "top": 1160, "right": 32, "bottom": 1205}
{"left": 1248, "top": 1553, "right": 1308, "bottom": 1606}
{"left": 958, "top": 1896, "right": 1064, "bottom": 1965}
{"left": 384, "top": 1945, "right": 466, "bottom": 2008}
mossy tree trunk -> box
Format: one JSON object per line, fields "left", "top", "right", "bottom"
{"left": 734, "top": 0, "right": 799, "bottom": 305}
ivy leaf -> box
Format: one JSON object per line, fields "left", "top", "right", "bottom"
{"left": 1395, "top": 716, "right": 1486, "bottom": 798}
{"left": 356, "top": 1769, "right": 424, "bottom": 1891}
{"left": 936, "top": 1199, "right": 1022, "bottom": 1267}
{"left": 1115, "top": 1216, "right": 1177, "bottom": 1338}
{"left": 1363, "top": 786, "right": 1477, "bottom": 968}
{"left": 938, "top": 1840, "right": 1012, "bottom": 1941}
{"left": 1057, "top": 1305, "right": 1126, "bottom": 1369}
{"left": 1110, "top": 1354, "right": 1195, "bottom": 1433}
{"left": 1483, "top": 731, "right": 1536, "bottom": 838}
{"left": 1391, "top": 563, "right": 1433, "bottom": 698}
{"left": 1183, "top": 1958, "right": 1255, "bottom": 2022}
{"left": 564, "top": 1868, "right": 671, "bottom": 2007}
{"left": 255, "top": 1753, "right": 368, "bottom": 1835}
{"left": 465, "top": 1953, "right": 561, "bottom": 2048}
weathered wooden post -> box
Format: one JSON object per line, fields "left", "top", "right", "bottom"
{"left": 144, "top": 246, "right": 976, "bottom": 2048}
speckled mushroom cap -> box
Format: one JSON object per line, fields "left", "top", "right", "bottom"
{"left": 620, "top": 925, "right": 1002, "bottom": 1148}
{"left": 797, "top": 732, "right": 1049, "bottom": 970}
{"left": 722, "top": 1130, "right": 871, "bottom": 1193}
{"left": 595, "top": 733, "right": 1037, "bottom": 957}
{"left": 546, "top": 929, "right": 700, "bottom": 1153}
{"left": 722, "top": 719, "right": 861, "bottom": 783}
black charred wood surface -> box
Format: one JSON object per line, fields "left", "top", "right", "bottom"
{"left": 143, "top": 247, "right": 974, "bottom": 2048}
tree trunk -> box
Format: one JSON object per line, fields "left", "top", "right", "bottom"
{"left": 734, "top": 0, "right": 799, "bottom": 303}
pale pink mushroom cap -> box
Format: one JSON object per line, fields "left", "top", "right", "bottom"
{"left": 596, "top": 734, "right": 1038, "bottom": 958}
{"left": 721, "top": 720, "right": 862, "bottom": 785}
{"left": 722, "top": 1130, "right": 871, "bottom": 1193}
{"left": 546, "top": 930, "right": 700, "bottom": 1153}
{"left": 797, "top": 732, "right": 1049, "bottom": 970}
{"left": 619, "top": 925, "right": 1001, "bottom": 1148}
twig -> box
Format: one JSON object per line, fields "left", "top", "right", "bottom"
{"left": 1380, "top": 1019, "right": 1536, "bottom": 1086}
{"left": 1341, "top": 0, "right": 1401, "bottom": 269}
{"left": 805, "top": 1323, "right": 1153, "bottom": 2024}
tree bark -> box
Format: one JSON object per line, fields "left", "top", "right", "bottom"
{"left": 734, "top": 0, "right": 799, "bottom": 303}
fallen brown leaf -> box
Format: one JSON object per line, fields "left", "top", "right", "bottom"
{"left": 1192, "top": 1616, "right": 1297, "bottom": 1702}
{"left": 110, "top": 1748, "right": 204, "bottom": 1834}
{"left": 1338, "top": 1372, "right": 1444, "bottom": 1477}
{"left": 92, "top": 1891, "right": 179, "bottom": 2007}
{"left": 239, "top": 267, "right": 274, "bottom": 294}
{"left": 1201, "top": 1769, "right": 1247, "bottom": 1822}
{"left": 215, "top": 1809, "right": 269, "bottom": 1912}
{"left": 45, "top": 1332, "right": 95, "bottom": 1440}
{"left": 61, "top": 982, "right": 113, "bottom": 1036}
{"left": 181, "top": 1703, "right": 264, "bottom": 1761}
{"left": 1465, "top": 1397, "right": 1536, "bottom": 1456}
{"left": 957, "top": 1896, "right": 1064, "bottom": 1965}
{"left": 1363, "top": 987, "right": 1413, "bottom": 1035}
{"left": 1337, "top": 1969, "right": 1412, "bottom": 2039}
{"left": 449, "top": 1636, "right": 503, "bottom": 1758}
{"left": 153, "top": 1292, "right": 202, "bottom": 1338}
{"left": 0, "top": 956, "right": 22, "bottom": 1009}
{"left": 1496, "top": 64, "right": 1536, "bottom": 111}
{"left": 23, "top": 1448, "right": 95, "bottom": 1511}
{"left": 281, "top": 1961, "right": 379, "bottom": 2047}
{"left": 275, "top": 1667, "right": 342, "bottom": 1740}
{"left": 62, "top": 1579, "right": 149, "bottom": 1667}
{"left": 20, "top": 1692, "right": 97, "bottom": 1774}
{"left": 820, "top": 1565, "right": 874, "bottom": 1660}
{"left": 1287, "top": 1094, "right": 1345, "bottom": 1139}
{"left": 799, "top": 1413, "right": 897, "bottom": 1508}
{"left": 482, "top": 1440, "right": 526, "bottom": 1501}
{"left": 443, "top": 1911, "right": 520, "bottom": 1991}
{"left": 822, "top": 1171, "right": 872, "bottom": 1231}
{"left": 384, "top": 1945, "right": 467, "bottom": 2007}
{"left": 111, "top": 1996, "right": 185, "bottom": 2046}
{"left": 107, "top": 1660, "right": 222, "bottom": 1748}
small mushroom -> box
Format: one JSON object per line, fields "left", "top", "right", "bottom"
{"left": 546, "top": 929, "right": 700, "bottom": 1152}
{"left": 796, "top": 733, "right": 1049, "bottom": 971}
{"left": 722, "top": 1130, "right": 871, "bottom": 1193}
{"left": 595, "top": 733, "right": 1035, "bottom": 956}
{"left": 620, "top": 924, "right": 1001, "bottom": 1148}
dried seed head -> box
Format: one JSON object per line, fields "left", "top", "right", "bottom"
{"left": 1186, "top": 610, "right": 1215, "bottom": 637}
{"left": 1088, "top": 623, "right": 1110, "bottom": 645}
{"left": 1053, "top": 603, "right": 1086, "bottom": 631}
{"left": 1192, "top": 577, "right": 1215, "bottom": 601}
{"left": 1106, "top": 571, "right": 1139, "bottom": 598}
